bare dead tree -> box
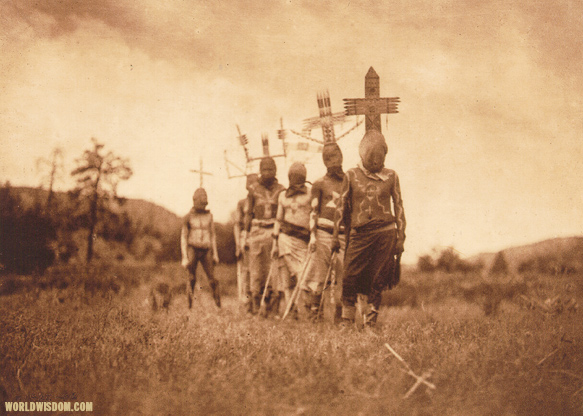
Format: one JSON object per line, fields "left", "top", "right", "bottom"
{"left": 36, "top": 147, "right": 64, "bottom": 212}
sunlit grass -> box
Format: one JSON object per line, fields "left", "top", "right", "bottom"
{"left": 1, "top": 264, "right": 582, "bottom": 415}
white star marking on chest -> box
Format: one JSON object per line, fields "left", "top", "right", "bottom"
{"left": 325, "top": 191, "right": 340, "bottom": 208}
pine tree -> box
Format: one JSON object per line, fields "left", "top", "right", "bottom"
{"left": 490, "top": 251, "right": 508, "bottom": 275}
{"left": 70, "top": 138, "right": 132, "bottom": 263}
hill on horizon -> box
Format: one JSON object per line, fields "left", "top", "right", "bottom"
{"left": 9, "top": 186, "right": 182, "bottom": 235}
{"left": 469, "top": 236, "right": 583, "bottom": 274}
{"left": 5, "top": 185, "right": 582, "bottom": 273}
{"left": 4, "top": 185, "right": 237, "bottom": 265}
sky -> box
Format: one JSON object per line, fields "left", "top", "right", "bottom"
{"left": 1, "top": 0, "right": 582, "bottom": 263}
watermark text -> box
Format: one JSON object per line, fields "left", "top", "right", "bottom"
{"left": 5, "top": 401, "right": 93, "bottom": 412}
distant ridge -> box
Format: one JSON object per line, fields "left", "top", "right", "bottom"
{"left": 9, "top": 186, "right": 182, "bottom": 236}
{"left": 121, "top": 198, "right": 182, "bottom": 237}
{"left": 469, "top": 236, "right": 583, "bottom": 273}
{"left": 8, "top": 186, "right": 581, "bottom": 271}
{"left": 5, "top": 186, "right": 236, "bottom": 264}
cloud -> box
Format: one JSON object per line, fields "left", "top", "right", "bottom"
{"left": 516, "top": 1, "right": 583, "bottom": 81}
{"left": 1, "top": 0, "right": 582, "bottom": 262}
{"left": 6, "top": 0, "right": 581, "bottom": 105}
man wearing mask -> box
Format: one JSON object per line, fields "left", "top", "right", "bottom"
{"left": 234, "top": 173, "right": 259, "bottom": 314}
{"left": 301, "top": 143, "right": 346, "bottom": 321}
{"left": 271, "top": 162, "right": 311, "bottom": 317}
{"left": 243, "top": 157, "right": 285, "bottom": 314}
{"left": 181, "top": 187, "right": 221, "bottom": 309}
{"left": 332, "top": 130, "right": 406, "bottom": 327}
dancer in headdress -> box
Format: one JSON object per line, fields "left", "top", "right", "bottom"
{"left": 271, "top": 162, "right": 311, "bottom": 317}
{"left": 332, "top": 130, "right": 406, "bottom": 326}
{"left": 301, "top": 143, "right": 346, "bottom": 321}
{"left": 181, "top": 187, "right": 221, "bottom": 309}
{"left": 243, "top": 157, "right": 285, "bottom": 314}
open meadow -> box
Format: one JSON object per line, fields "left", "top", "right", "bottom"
{"left": 1, "top": 263, "right": 583, "bottom": 415}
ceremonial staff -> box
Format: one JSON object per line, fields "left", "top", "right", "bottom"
{"left": 343, "top": 67, "right": 400, "bottom": 133}
{"left": 190, "top": 157, "right": 213, "bottom": 187}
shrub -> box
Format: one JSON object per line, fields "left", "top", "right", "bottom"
{"left": 417, "top": 254, "right": 435, "bottom": 273}
{"left": 489, "top": 251, "right": 508, "bottom": 275}
{"left": 215, "top": 222, "right": 236, "bottom": 264}
{"left": 156, "top": 226, "right": 182, "bottom": 263}
{"left": 417, "top": 247, "right": 482, "bottom": 274}
{"left": 518, "top": 255, "right": 577, "bottom": 275}
{"left": 0, "top": 184, "right": 56, "bottom": 274}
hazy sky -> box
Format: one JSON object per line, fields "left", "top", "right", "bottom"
{"left": 1, "top": 0, "right": 582, "bottom": 263}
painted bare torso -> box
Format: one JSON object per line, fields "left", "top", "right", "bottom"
{"left": 184, "top": 210, "right": 213, "bottom": 249}
{"left": 344, "top": 167, "right": 405, "bottom": 240}
{"left": 279, "top": 188, "right": 312, "bottom": 229}
{"left": 312, "top": 175, "right": 343, "bottom": 229}
{"left": 248, "top": 182, "right": 285, "bottom": 223}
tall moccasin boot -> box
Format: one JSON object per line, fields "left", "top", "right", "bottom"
{"left": 341, "top": 305, "right": 356, "bottom": 328}
{"left": 244, "top": 294, "right": 253, "bottom": 314}
{"left": 310, "top": 292, "right": 323, "bottom": 322}
{"left": 301, "top": 290, "right": 313, "bottom": 319}
{"left": 260, "top": 289, "right": 273, "bottom": 317}
{"left": 252, "top": 294, "right": 262, "bottom": 315}
{"left": 364, "top": 304, "right": 379, "bottom": 327}
{"left": 187, "top": 282, "right": 194, "bottom": 309}
{"left": 209, "top": 280, "right": 221, "bottom": 308}
{"left": 270, "top": 291, "right": 283, "bottom": 317}
{"left": 334, "top": 304, "right": 343, "bottom": 324}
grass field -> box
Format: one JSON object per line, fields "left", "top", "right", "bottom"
{"left": 1, "top": 263, "right": 582, "bottom": 415}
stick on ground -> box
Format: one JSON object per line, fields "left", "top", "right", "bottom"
{"left": 537, "top": 348, "right": 559, "bottom": 366}
{"left": 282, "top": 252, "right": 312, "bottom": 320}
{"left": 385, "top": 343, "right": 436, "bottom": 397}
{"left": 317, "top": 252, "right": 336, "bottom": 317}
{"left": 404, "top": 371, "right": 433, "bottom": 399}
{"left": 385, "top": 343, "right": 411, "bottom": 370}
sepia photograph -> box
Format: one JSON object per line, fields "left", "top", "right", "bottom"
{"left": 1, "top": 1, "right": 582, "bottom": 414}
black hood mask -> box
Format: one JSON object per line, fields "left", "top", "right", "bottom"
{"left": 286, "top": 162, "right": 308, "bottom": 198}
{"left": 359, "top": 130, "right": 387, "bottom": 173}
{"left": 322, "top": 142, "right": 344, "bottom": 180}
{"left": 192, "top": 188, "right": 208, "bottom": 212}
{"left": 259, "top": 157, "right": 277, "bottom": 188}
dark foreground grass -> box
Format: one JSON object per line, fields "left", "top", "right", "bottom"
{"left": 1, "top": 264, "right": 583, "bottom": 415}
